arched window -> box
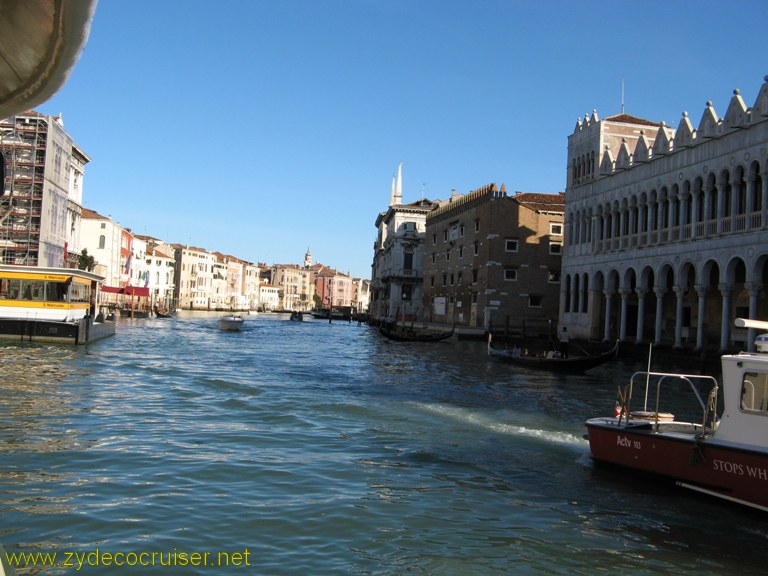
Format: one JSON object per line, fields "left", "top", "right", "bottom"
{"left": 98, "top": 235, "right": 105, "bottom": 249}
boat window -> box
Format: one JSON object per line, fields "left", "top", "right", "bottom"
{"left": 27, "top": 281, "right": 45, "bottom": 301}
{"left": 7, "top": 279, "right": 21, "bottom": 299}
{"left": 69, "top": 283, "right": 91, "bottom": 303}
{"left": 741, "top": 371, "right": 768, "bottom": 414}
{"left": 0, "top": 279, "right": 7, "bottom": 299}
{"left": 47, "top": 281, "right": 69, "bottom": 301}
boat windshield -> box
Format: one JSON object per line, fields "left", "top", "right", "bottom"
{"left": 740, "top": 371, "right": 768, "bottom": 414}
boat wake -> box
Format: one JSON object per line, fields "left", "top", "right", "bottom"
{"left": 414, "top": 402, "right": 588, "bottom": 453}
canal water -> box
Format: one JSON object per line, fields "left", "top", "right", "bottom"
{"left": 0, "top": 312, "right": 765, "bottom": 575}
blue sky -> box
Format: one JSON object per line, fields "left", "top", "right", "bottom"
{"left": 41, "top": 0, "right": 768, "bottom": 278}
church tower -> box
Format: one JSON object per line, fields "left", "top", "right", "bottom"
{"left": 389, "top": 161, "right": 403, "bottom": 206}
{"left": 304, "top": 247, "right": 312, "bottom": 268}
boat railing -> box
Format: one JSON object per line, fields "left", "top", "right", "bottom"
{"left": 621, "top": 371, "right": 719, "bottom": 432}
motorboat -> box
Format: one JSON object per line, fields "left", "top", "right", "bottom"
{"left": 218, "top": 314, "right": 245, "bottom": 332}
{"left": 585, "top": 318, "right": 768, "bottom": 512}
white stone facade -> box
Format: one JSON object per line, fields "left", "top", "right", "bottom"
{"left": 562, "top": 76, "right": 768, "bottom": 351}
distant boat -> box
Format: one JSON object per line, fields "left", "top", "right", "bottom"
{"left": 218, "top": 314, "right": 244, "bottom": 331}
{"left": 289, "top": 311, "right": 304, "bottom": 322}
{"left": 487, "top": 335, "right": 619, "bottom": 372}
{"left": 310, "top": 307, "right": 351, "bottom": 321}
{"left": 378, "top": 322, "right": 454, "bottom": 342}
{"left": 153, "top": 305, "right": 172, "bottom": 318}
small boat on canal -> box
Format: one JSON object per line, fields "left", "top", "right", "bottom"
{"left": 585, "top": 318, "right": 768, "bottom": 513}
{"left": 487, "top": 334, "right": 618, "bottom": 372}
{"left": 378, "top": 322, "right": 454, "bottom": 342}
{"left": 218, "top": 314, "right": 245, "bottom": 332}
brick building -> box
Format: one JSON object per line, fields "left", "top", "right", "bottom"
{"left": 424, "top": 184, "right": 565, "bottom": 335}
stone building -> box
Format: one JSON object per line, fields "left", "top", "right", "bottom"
{"left": 424, "top": 184, "right": 565, "bottom": 335}
{"left": 135, "top": 235, "right": 177, "bottom": 311}
{"left": 0, "top": 111, "right": 89, "bottom": 267}
{"left": 271, "top": 263, "right": 312, "bottom": 312}
{"left": 562, "top": 75, "right": 768, "bottom": 351}
{"left": 370, "top": 163, "right": 438, "bottom": 322}
{"left": 80, "top": 207, "right": 124, "bottom": 286}
{"left": 174, "top": 245, "right": 216, "bottom": 310}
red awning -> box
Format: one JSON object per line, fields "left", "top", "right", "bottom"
{"left": 124, "top": 286, "right": 150, "bottom": 297}
{"left": 101, "top": 285, "right": 150, "bottom": 297}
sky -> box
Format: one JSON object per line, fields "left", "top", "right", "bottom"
{"left": 40, "top": 0, "right": 768, "bottom": 279}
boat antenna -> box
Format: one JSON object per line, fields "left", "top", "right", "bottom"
{"left": 644, "top": 342, "right": 652, "bottom": 410}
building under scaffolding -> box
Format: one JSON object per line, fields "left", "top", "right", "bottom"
{"left": 0, "top": 111, "right": 89, "bottom": 267}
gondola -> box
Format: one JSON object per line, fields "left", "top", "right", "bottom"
{"left": 487, "top": 334, "right": 619, "bottom": 372}
{"left": 378, "top": 323, "right": 454, "bottom": 342}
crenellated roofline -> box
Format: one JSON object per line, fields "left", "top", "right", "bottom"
{"left": 570, "top": 75, "right": 768, "bottom": 185}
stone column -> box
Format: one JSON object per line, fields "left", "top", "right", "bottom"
{"left": 762, "top": 168, "right": 768, "bottom": 229}
{"left": 716, "top": 174, "right": 726, "bottom": 235}
{"left": 646, "top": 199, "right": 655, "bottom": 244}
{"left": 690, "top": 190, "right": 699, "bottom": 239}
{"left": 617, "top": 210, "right": 624, "bottom": 249}
{"left": 654, "top": 287, "right": 665, "bottom": 344}
{"left": 695, "top": 284, "right": 707, "bottom": 351}
{"left": 730, "top": 179, "right": 739, "bottom": 232}
{"left": 589, "top": 288, "right": 602, "bottom": 340}
{"left": 680, "top": 192, "right": 689, "bottom": 236}
{"left": 719, "top": 283, "right": 732, "bottom": 351}
{"left": 603, "top": 290, "right": 614, "bottom": 342}
{"left": 673, "top": 286, "right": 685, "bottom": 348}
{"left": 619, "top": 288, "right": 629, "bottom": 341}
{"left": 746, "top": 174, "right": 756, "bottom": 230}
{"left": 745, "top": 282, "right": 764, "bottom": 351}
{"left": 667, "top": 195, "right": 676, "bottom": 242}
{"left": 635, "top": 288, "right": 647, "bottom": 343}
{"left": 703, "top": 182, "right": 713, "bottom": 231}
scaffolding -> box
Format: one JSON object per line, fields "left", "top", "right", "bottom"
{"left": 0, "top": 114, "right": 47, "bottom": 265}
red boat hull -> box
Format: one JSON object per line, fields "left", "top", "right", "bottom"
{"left": 586, "top": 420, "right": 768, "bottom": 511}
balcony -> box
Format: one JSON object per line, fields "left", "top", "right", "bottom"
{"left": 381, "top": 268, "right": 421, "bottom": 281}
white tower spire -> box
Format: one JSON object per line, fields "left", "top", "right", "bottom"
{"left": 394, "top": 161, "right": 403, "bottom": 205}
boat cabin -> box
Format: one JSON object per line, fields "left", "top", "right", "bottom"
{"left": 0, "top": 264, "right": 101, "bottom": 322}
{"left": 716, "top": 346, "right": 768, "bottom": 446}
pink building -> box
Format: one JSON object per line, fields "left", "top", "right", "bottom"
{"left": 311, "top": 264, "right": 353, "bottom": 308}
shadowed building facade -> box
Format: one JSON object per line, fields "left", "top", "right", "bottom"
{"left": 424, "top": 184, "right": 564, "bottom": 335}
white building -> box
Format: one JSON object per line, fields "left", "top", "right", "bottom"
{"left": 174, "top": 245, "right": 216, "bottom": 310}
{"left": 243, "top": 262, "right": 261, "bottom": 311}
{"left": 352, "top": 277, "right": 371, "bottom": 315}
{"left": 80, "top": 207, "right": 124, "bottom": 287}
{"left": 562, "top": 75, "right": 768, "bottom": 351}
{"left": 370, "top": 162, "right": 438, "bottom": 322}
{"left": 258, "top": 283, "right": 279, "bottom": 311}
{"left": 135, "top": 235, "right": 176, "bottom": 311}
